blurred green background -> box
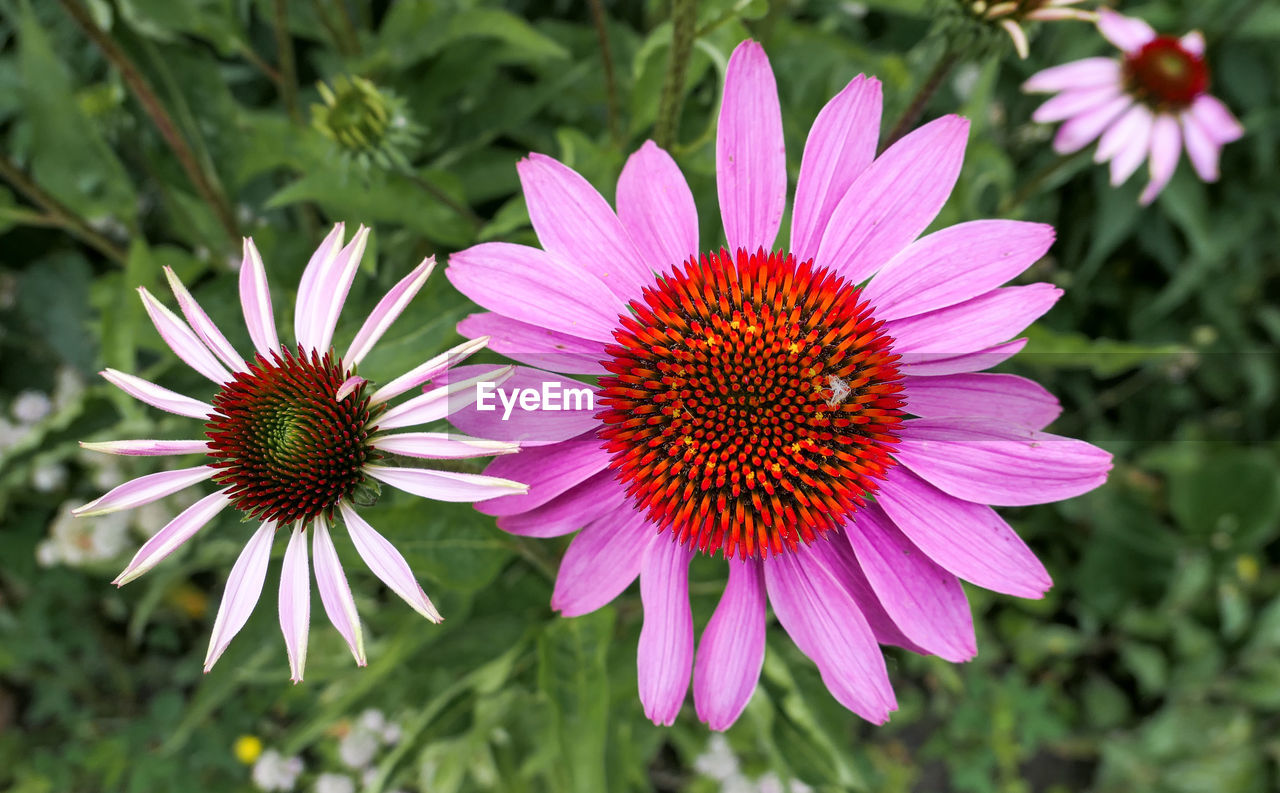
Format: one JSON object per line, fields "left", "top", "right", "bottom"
{"left": 1, "top": 0, "right": 1278, "bottom": 791}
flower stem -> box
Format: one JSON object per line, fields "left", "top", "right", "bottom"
{"left": 399, "top": 167, "right": 482, "bottom": 232}
{"left": 999, "top": 150, "right": 1090, "bottom": 214}
{"left": 0, "top": 155, "right": 128, "bottom": 265}
{"left": 880, "top": 50, "right": 961, "bottom": 154}
{"left": 56, "top": 0, "right": 239, "bottom": 244}
{"left": 588, "top": 0, "right": 622, "bottom": 146}
{"left": 654, "top": 0, "right": 697, "bottom": 150}
{"left": 272, "top": 0, "right": 300, "bottom": 123}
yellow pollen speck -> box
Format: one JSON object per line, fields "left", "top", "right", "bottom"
{"left": 788, "top": 343, "right": 800, "bottom": 354}
{"left": 771, "top": 463, "right": 781, "bottom": 473}
{"left": 234, "top": 735, "right": 263, "bottom": 765}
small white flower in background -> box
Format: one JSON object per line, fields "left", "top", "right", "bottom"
{"left": 251, "top": 749, "right": 303, "bottom": 792}
{"left": 380, "top": 721, "right": 401, "bottom": 745}
{"left": 693, "top": 735, "right": 740, "bottom": 781}
{"left": 11, "top": 390, "right": 53, "bottom": 424}
{"left": 0, "top": 418, "right": 26, "bottom": 453}
{"left": 31, "top": 462, "right": 68, "bottom": 493}
{"left": 37, "top": 502, "right": 130, "bottom": 567}
{"left": 52, "top": 366, "right": 85, "bottom": 411}
{"left": 313, "top": 773, "right": 355, "bottom": 793}
{"left": 338, "top": 726, "right": 379, "bottom": 770}
{"left": 356, "top": 709, "right": 387, "bottom": 734}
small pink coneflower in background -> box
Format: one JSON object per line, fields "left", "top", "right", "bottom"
{"left": 76, "top": 224, "right": 526, "bottom": 680}
{"left": 1024, "top": 8, "right": 1244, "bottom": 204}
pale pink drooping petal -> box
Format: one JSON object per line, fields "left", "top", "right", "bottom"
{"left": 902, "top": 373, "right": 1062, "bottom": 430}
{"left": 1023, "top": 57, "right": 1121, "bottom": 93}
{"left": 204, "top": 521, "right": 276, "bottom": 671}
{"left": 278, "top": 524, "right": 311, "bottom": 683}
{"left": 339, "top": 501, "right": 441, "bottom": 622}
{"left": 239, "top": 237, "right": 279, "bottom": 357}
{"left": 306, "top": 225, "right": 370, "bottom": 355}
{"left": 113, "top": 488, "right": 233, "bottom": 586}
{"left": 617, "top": 141, "right": 698, "bottom": 275}
{"left": 344, "top": 257, "right": 436, "bottom": 366}
{"left": 163, "top": 267, "right": 243, "bottom": 371}
{"left": 693, "top": 557, "right": 766, "bottom": 731}
{"left": 1189, "top": 95, "right": 1244, "bottom": 143}
{"left": 497, "top": 473, "right": 623, "bottom": 538}
{"left": 365, "top": 465, "right": 528, "bottom": 502}
{"left": 375, "top": 365, "right": 514, "bottom": 430}
{"left": 1180, "top": 111, "right": 1221, "bottom": 182}
{"left": 551, "top": 510, "right": 657, "bottom": 617}
{"left": 293, "top": 223, "right": 346, "bottom": 353}
{"left": 1032, "top": 84, "right": 1122, "bottom": 124}
{"left": 79, "top": 439, "right": 210, "bottom": 456}
{"left": 74, "top": 464, "right": 215, "bottom": 517}
{"left": 138, "top": 287, "right": 232, "bottom": 384}
{"left": 790, "top": 74, "right": 882, "bottom": 264}
{"left": 637, "top": 539, "right": 695, "bottom": 726}
{"left": 312, "top": 515, "right": 366, "bottom": 666}
{"left": 372, "top": 432, "right": 519, "bottom": 459}
{"left": 335, "top": 376, "right": 365, "bottom": 401}
{"left": 717, "top": 39, "right": 787, "bottom": 255}
{"left": 1180, "top": 30, "right": 1205, "bottom": 56}
{"left": 886, "top": 284, "right": 1061, "bottom": 358}
{"left": 1052, "top": 95, "right": 1131, "bottom": 154}
{"left": 1140, "top": 113, "right": 1182, "bottom": 205}
{"left": 1096, "top": 8, "right": 1156, "bottom": 53}
{"left": 1002, "top": 19, "right": 1030, "bottom": 59}
{"left": 457, "top": 313, "right": 608, "bottom": 375}
{"left": 1095, "top": 103, "right": 1154, "bottom": 185}
{"left": 100, "top": 368, "right": 213, "bottom": 419}
{"left": 369, "top": 336, "right": 492, "bottom": 405}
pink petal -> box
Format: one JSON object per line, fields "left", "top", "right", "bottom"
{"left": 1190, "top": 95, "right": 1244, "bottom": 143}
{"left": 1052, "top": 95, "right": 1132, "bottom": 154}
{"left": 815, "top": 115, "right": 970, "bottom": 284}
{"left": 1097, "top": 8, "right": 1156, "bottom": 53}
{"left": 312, "top": 515, "right": 366, "bottom": 666}
{"left": 1022, "top": 57, "right": 1122, "bottom": 93}
{"left": 807, "top": 534, "right": 927, "bottom": 653}
{"left": 369, "top": 336, "right": 492, "bottom": 405}
{"left": 239, "top": 237, "right": 279, "bottom": 357}
{"left": 617, "top": 141, "right": 698, "bottom": 274}
{"left": 497, "top": 473, "right": 624, "bottom": 538}
{"left": 637, "top": 538, "right": 695, "bottom": 726}
{"left": 903, "top": 373, "right": 1062, "bottom": 429}
{"left": 764, "top": 548, "right": 896, "bottom": 723}
{"left": 790, "top": 74, "right": 882, "bottom": 264}
{"left": 278, "top": 524, "right": 311, "bottom": 683}
{"left": 446, "top": 242, "right": 623, "bottom": 342}
{"left": 474, "top": 436, "right": 612, "bottom": 516}
{"left": 339, "top": 501, "right": 441, "bottom": 622}
{"left": 100, "top": 368, "right": 213, "bottom": 419}
{"left": 693, "top": 557, "right": 766, "bottom": 731}
{"left": 551, "top": 509, "right": 657, "bottom": 617}
{"left": 897, "top": 338, "right": 1027, "bottom": 377}
{"left": 1180, "top": 30, "right": 1205, "bottom": 56}
{"left": 518, "top": 153, "right": 652, "bottom": 300}
{"left": 1002, "top": 18, "right": 1030, "bottom": 60}
{"left": 444, "top": 364, "right": 599, "bottom": 446}
{"left": 893, "top": 417, "right": 1112, "bottom": 506}
{"left": 335, "top": 375, "right": 365, "bottom": 401}
{"left": 365, "top": 465, "right": 528, "bottom": 502}
{"left": 846, "top": 505, "right": 975, "bottom": 662}
{"left": 1180, "top": 111, "right": 1221, "bottom": 182}
{"left": 293, "top": 223, "right": 346, "bottom": 353}
{"left": 113, "top": 488, "right": 232, "bottom": 586}
{"left": 204, "top": 521, "right": 276, "bottom": 672}
{"left": 138, "top": 287, "right": 232, "bottom": 384}
{"left": 717, "top": 39, "right": 787, "bottom": 255}
{"left": 372, "top": 432, "right": 519, "bottom": 459}
{"left": 1095, "top": 103, "right": 1154, "bottom": 186}
{"left": 456, "top": 312, "right": 608, "bottom": 375}
{"left": 1032, "top": 84, "right": 1121, "bottom": 124}
{"left": 163, "top": 267, "right": 243, "bottom": 371}
{"left": 875, "top": 469, "right": 1051, "bottom": 598}
{"left": 306, "top": 225, "right": 370, "bottom": 355}
{"left": 863, "top": 220, "right": 1055, "bottom": 321}
{"left": 886, "top": 284, "right": 1061, "bottom": 358}
{"left": 1139, "top": 114, "right": 1181, "bottom": 205}
{"left": 376, "top": 365, "right": 514, "bottom": 430}
{"left": 74, "top": 464, "right": 214, "bottom": 517}
{"left": 345, "top": 257, "right": 436, "bottom": 366}
{"left": 79, "top": 439, "right": 210, "bottom": 456}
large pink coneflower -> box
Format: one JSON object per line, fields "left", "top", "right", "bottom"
{"left": 77, "top": 224, "right": 526, "bottom": 680}
{"left": 445, "top": 40, "right": 1112, "bottom": 728}
{"left": 1024, "top": 8, "right": 1244, "bottom": 204}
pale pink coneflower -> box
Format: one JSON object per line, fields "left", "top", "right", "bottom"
{"left": 1024, "top": 8, "right": 1244, "bottom": 204}
{"left": 76, "top": 224, "right": 527, "bottom": 681}
{"left": 445, "top": 40, "right": 1112, "bottom": 729}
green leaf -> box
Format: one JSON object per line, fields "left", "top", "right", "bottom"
{"left": 1020, "top": 323, "right": 1189, "bottom": 378}
{"left": 538, "top": 608, "right": 614, "bottom": 793}
{"left": 1168, "top": 448, "right": 1280, "bottom": 546}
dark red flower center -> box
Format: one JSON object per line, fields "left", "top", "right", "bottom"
{"left": 598, "top": 249, "right": 904, "bottom": 560}
{"left": 1124, "top": 36, "right": 1208, "bottom": 109}
{"left": 206, "top": 346, "right": 381, "bottom": 525}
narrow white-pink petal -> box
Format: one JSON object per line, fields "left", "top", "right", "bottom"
{"left": 164, "top": 267, "right": 243, "bottom": 371}
{"left": 312, "top": 515, "right": 366, "bottom": 666}
{"left": 1032, "top": 85, "right": 1120, "bottom": 124}
{"left": 790, "top": 74, "right": 882, "bottom": 264}
{"left": 847, "top": 505, "right": 975, "bottom": 662}
{"left": 518, "top": 154, "right": 651, "bottom": 300}
{"left": 886, "top": 284, "right": 1061, "bottom": 357}
{"left": 74, "top": 465, "right": 214, "bottom": 517}
{"left": 204, "top": 521, "right": 275, "bottom": 671}
{"left": 1097, "top": 8, "right": 1156, "bottom": 53}
{"left": 903, "top": 373, "right": 1061, "bottom": 429}
{"left": 345, "top": 257, "right": 435, "bottom": 366}
{"left": 717, "top": 39, "right": 787, "bottom": 255}
{"left": 617, "top": 141, "right": 698, "bottom": 274}
{"left": 637, "top": 539, "right": 695, "bottom": 726}
{"left": 694, "top": 557, "right": 765, "bottom": 731}
{"left": 239, "top": 237, "right": 279, "bottom": 357}
{"left": 875, "top": 469, "right": 1051, "bottom": 598}
{"left": 294, "top": 223, "right": 346, "bottom": 353}
{"left": 551, "top": 510, "right": 656, "bottom": 616}
{"left": 309, "top": 225, "right": 370, "bottom": 355}
{"left": 1180, "top": 30, "right": 1205, "bottom": 56}
{"left": 863, "top": 220, "right": 1055, "bottom": 321}
{"left": 1095, "top": 103, "right": 1154, "bottom": 185}
{"left": 1180, "top": 111, "right": 1221, "bottom": 182}
{"left": 1022, "top": 57, "right": 1121, "bottom": 93}
{"left": 369, "top": 336, "right": 492, "bottom": 405}
{"left": 100, "top": 368, "right": 213, "bottom": 419}
{"left": 278, "top": 524, "right": 311, "bottom": 683}
{"left": 1052, "top": 95, "right": 1132, "bottom": 154}
{"left": 336, "top": 376, "right": 365, "bottom": 401}
{"left": 445, "top": 365, "right": 599, "bottom": 447}
{"left": 375, "top": 365, "right": 513, "bottom": 430}
{"left": 339, "top": 501, "right": 441, "bottom": 622}
{"left": 764, "top": 549, "right": 896, "bottom": 723}
{"left": 1190, "top": 95, "right": 1244, "bottom": 143}
{"left": 139, "top": 288, "right": 232, "bottom": 384}
{"left": 1140, "top": 114, "right": 1181, "bottom": 205}
{"left": 1002, "top": 18, "right": 1030, "bottom": 59}
{"left": 113, "top": 488, "right": 232, "bottom": 586}
{"left": 898, "top": 338, "right": 1027, "bottom": 377}
{"left": 815, "top": 115, "right": 970, "bottom": 285}
{"left": 79, "top": 439, "right": 210, "bottom": 456}
{"left": 372, "top": 432, "right": 518, "bottom": 459}
{"left": 365, "top": 465, "right": 527, "bottom": 502}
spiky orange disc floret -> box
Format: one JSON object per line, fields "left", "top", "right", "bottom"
{"left": 1124, "top": 36, "right": 1208, "bottom": 110}
{"left": 206, "top": 346, "right": 382, "bottom": 524}
{"left": 597, "top": 248, "right": 905, "bottom": 560}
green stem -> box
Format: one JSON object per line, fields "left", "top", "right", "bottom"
{"left": 588, "top": 0, "right": 622, "bottom": 146}
{"left": 399, "top": 167, "right": 482, "bottom": 231}
{"left": 654, "top": 0, "right": 697, "bottom": 150}
{"left": 880, "top": 50, "right": 960, "bottom": 154}
{"left": 272, "top": 0, "right": 300, "bottom": 122}
{"left": 999, "top": 150, "right": 1090, "bottom": 214}
{"left": 0, "top": 154, "right": 128, "bottom": 264}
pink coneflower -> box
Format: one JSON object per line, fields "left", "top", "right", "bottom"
{"left": 1024, "top": 8, "right": 1244, "bottom": 204}
{"left": 446, "top": 40, "right": 1112, "bottom": 728}
{"left": 76, "top": 224, "right": 526, "bottom": 681}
